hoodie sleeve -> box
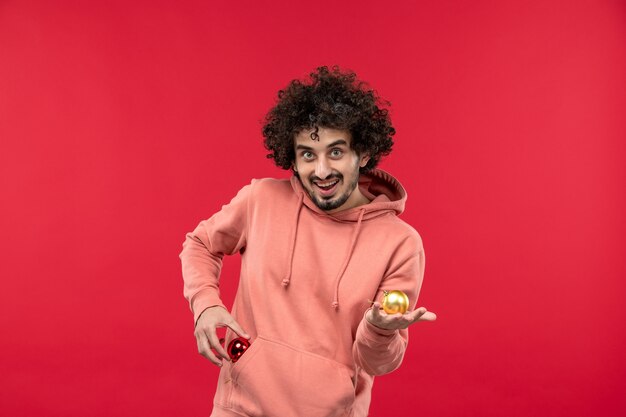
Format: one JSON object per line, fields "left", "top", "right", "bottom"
{"left": 179, "top": 183, "right": 252, "bottom": 327}
{"left": 352, "top": 233, "right": 425, "bottom": 376}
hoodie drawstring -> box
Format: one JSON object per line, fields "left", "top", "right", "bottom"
{"left": 282, "top": 191, "right": 367, "bottom": 311}
{"left": 284, "top": 170, "right": 405, "bottom": 310}
{"left": 331, "top": 208, "right": 365, "bottom": 310}
{"left": 282, "top": 193, "right": 304, "bottom": 287}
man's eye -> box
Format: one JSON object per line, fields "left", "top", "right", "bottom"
{"left": 330, "top": 149, "right": 343, "bottom": 158}
{"left": 302, "top": 152, "right": 314, "bottom": 160}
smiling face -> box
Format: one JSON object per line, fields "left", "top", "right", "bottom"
{"left": 293, "top": 127, "right": 370, "bottom": 213}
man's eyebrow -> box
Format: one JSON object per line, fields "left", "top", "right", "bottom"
{"left": 295, "top": 139, "right": 348, "bottom": 151}
{"left": 327, "top": 139, "right": 348, "bottom": 148}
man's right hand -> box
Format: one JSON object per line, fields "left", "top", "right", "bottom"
{"left": 194, "top": 305, "right": 251, "bottom": 367}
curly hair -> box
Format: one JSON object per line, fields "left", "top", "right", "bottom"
{"left": 262, "top": 65, "right": 395, "bottom": 173}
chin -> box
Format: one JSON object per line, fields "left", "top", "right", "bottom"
{"left": 315, "top": 194, "right": 350, "bottom": 211}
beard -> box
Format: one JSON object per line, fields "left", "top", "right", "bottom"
{"left": 304, "top": 172, "right": 360, "bottom": 211}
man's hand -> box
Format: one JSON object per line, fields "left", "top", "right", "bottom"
{"left": 365, "top": 302, "right": 437, "bottom": 331}
{"left": 194, "top": 306, "right": 250, "bottom": 367}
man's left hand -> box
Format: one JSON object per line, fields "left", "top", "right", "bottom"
{"left": 365, "top": 302, "right": 437, "bottom": 331}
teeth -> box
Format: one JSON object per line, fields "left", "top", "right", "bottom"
{"left": 316, "top": 179, "right": 338, "bottom": 188}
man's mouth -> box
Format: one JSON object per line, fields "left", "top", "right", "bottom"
{"left": 313, "top": 178, "right": 340, "bottom": 196}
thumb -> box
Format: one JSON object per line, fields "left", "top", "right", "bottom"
{"left": 227, "top": 320, "right": 251, "bottom": 339}
{"left": 370, "top": 302, "right": 382, "bottom": 319}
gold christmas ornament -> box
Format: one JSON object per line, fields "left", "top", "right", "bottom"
{"left": 381, "top": 290, "right": 409, "bottom": 314}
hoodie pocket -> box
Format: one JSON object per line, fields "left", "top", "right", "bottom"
{"left": 229, "top": 336, "right": 356, "bottom": 417}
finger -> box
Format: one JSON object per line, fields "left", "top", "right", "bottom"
{"left": 408, "top": 307, "right": 437, "bottom": 322}
{"left": 418, "top": 311, "right": 437, "bottom": 321}
{"left": 407, "top": 307, "right": 427, "bottom": 321}
{"left": 371, "top": 302, "right": 382, "bottom": 318}
{"left": 226, "top": 320, "right": 251, "bottom": 339}
{"left": 195, "top": 330, "right": 223, "bottom": 367}
{"left": 205, "top": 327, "right": 230, "bottom": 361}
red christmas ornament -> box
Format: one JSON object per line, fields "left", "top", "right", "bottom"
{"left": 227, "top": 337, "right": 250, "bottom": 363}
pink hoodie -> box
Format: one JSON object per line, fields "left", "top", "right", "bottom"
{"left": 180, "top": 169, "right": 425, "bottom": 417}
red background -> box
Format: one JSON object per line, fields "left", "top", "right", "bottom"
{"left": 1, "top": 1, "right": 625, "bottom": 416}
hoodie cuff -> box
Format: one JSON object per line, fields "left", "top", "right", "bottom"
{"left": 191, "top": 290, "right": 227, "bottom": 327}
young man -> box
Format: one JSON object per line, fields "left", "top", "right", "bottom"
{"left": 179, "top": 66, "right": 436, "bottom": 417}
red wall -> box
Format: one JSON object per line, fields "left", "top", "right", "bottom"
{"left": 1, "top": 1, "right": 625, "bottom": 416}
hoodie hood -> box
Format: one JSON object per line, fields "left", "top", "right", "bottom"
{"left": 284, "top": 169, "right": 408, "bottom": 309}
{"left": 289, "top": 168, "right": 407, "bottom": 221}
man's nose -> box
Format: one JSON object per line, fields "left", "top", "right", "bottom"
{"left": 315, "top": 157, "right": 332, "bottom": 179}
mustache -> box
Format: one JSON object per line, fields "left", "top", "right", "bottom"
{"left": 309, "top": 173, "right": 343, "bottom": 182}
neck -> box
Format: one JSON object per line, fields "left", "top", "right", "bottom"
{"left": 326, "top": 185, "right": 370, "bottom": 214}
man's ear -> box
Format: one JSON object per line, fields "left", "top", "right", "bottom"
{"left": 359, "top": 154, "right": 371, "bottom": 168}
